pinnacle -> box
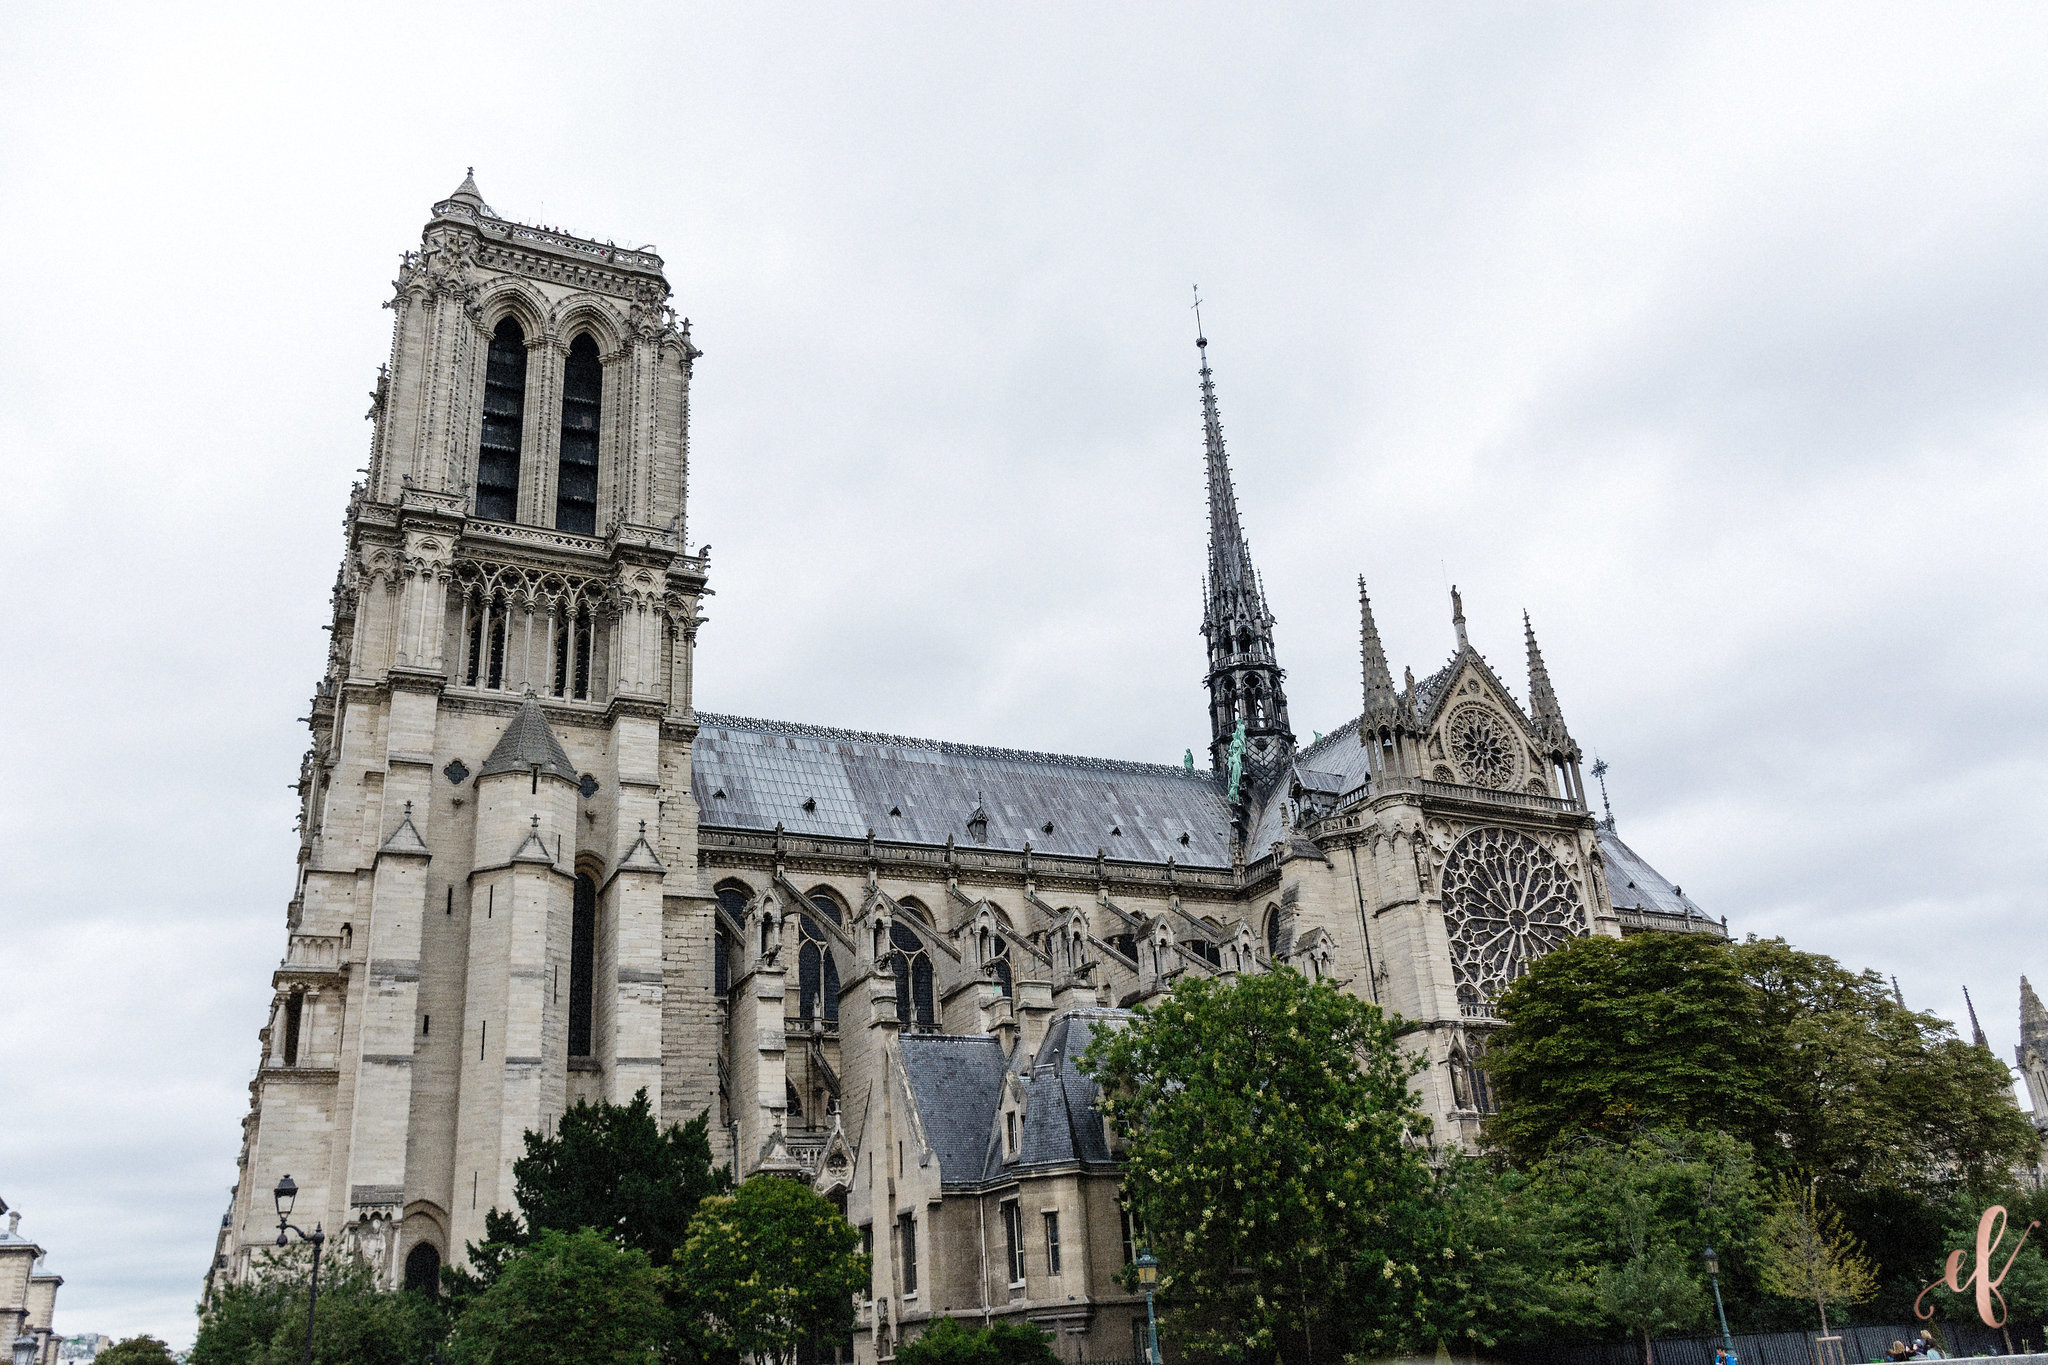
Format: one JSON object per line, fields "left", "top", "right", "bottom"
{"left": 450, "top": 167, "right": 484, "bottom": 205}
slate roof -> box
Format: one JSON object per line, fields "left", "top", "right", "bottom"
{"left": 980, "top": 1010, "right": 1126, "bottom": 1180}
{"left": 893, "top": 1012, "right": 1130, "bottom": 1189}
{"left": 477, "top": 695, "right": 581, "bottom": 783}
{"left": 693, "top": 714, "right": 1233, "bottom": 867}
{"left": 896, "top": 1034, "right": 1007, "bottom": 1185}
{"left": 1597, "top": 825, "right": 1707, "bottom": 918}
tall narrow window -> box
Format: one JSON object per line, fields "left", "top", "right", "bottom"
{"left": 1002, "top": 1202, "right": 1026, "bottom": 1284}
{"left": 282, "top": 991, "right": 304, "bottom": 1067}
{"left": 568, "top": 872, "right": 596, "bottom": 1056}
{"left": 889, "top": 921, "right": 934, "bottom": 1029}
{"left": 1044, "top": 1211, "right": 1061, "bottom": 1275}
{"left": 477, "top": 318, "right": 527, "bottom": 522}
{"left": 556, "top": 334, "right": 601, "bottom": 535}
{"left": 898, "top": 1214, "right": 918, "bottom": 1296}
{"left": 860, "top": 1226, "right": 873, "bottom": 1300}
{"left": 798, "top": 918, "right": 824, "bottom": 1022}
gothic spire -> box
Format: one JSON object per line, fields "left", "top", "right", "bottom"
{"left": 1524, "top": 611, "right": 1576, "bottom": 753}
{"left": 1360, "top": 579, "right": 1399, "bottom": 721}
{"left": 1964, "top": 986, "right": 1991, "bottom": 1051}
{"left": 1192, "top": 312, "right": 1292, "bottom": 797}
{"left": 1199, "top": 332, "right": 1257, "bottom": 608}
{"left": 2023, "top": 976, "right": 2048, "bottom": 1053}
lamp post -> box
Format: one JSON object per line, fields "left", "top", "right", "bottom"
{"left": 11, "top": 1328, "right": 38, "bottom": 1365}
{"left": 1703, "top": 1247, "right": 1734, "bottom": 1358}
{"left": 1134, "top": 1250, "right": 1161, "bottom": 1365}
{"left": 273, "top": 1175, "right": 325, "bottom": 1365}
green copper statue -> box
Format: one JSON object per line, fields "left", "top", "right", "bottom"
{"left": 1184, "top": 748, "right": 1194, "bottom": 771}
{"left": 1225, "top": 720, "right": 1247, "bottom": 802}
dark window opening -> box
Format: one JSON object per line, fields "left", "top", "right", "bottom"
{"left": 898, "top": 1213, "right": 918, "bottom": 1296}
{"left": 1044, "top": 1211, "right": 1061, "bottom": 1275}
{"left": 714, "top": 927, "right": 730, "bottom": 997}
{"left": 796, "top": 917, "right": 840, "bottom": 1024}
{"left": 477, "top": 317, "right": 527, "bottom": 523}
{"left": 1002, "top": 1201, "right": 1025, "bottom": 1284}
{"left": 551, "top": 600, "right": 593, "bottom": 701}
{"left": 888, "top": 921, "right": 934, "bottom": 1028}
{"left": 403, "top": 1242, "right": 441, "bottom": 1296}
{"left": 860, "top": 1226, "right": 873, "bottom": 1300}
{"left": 807, "top": 892, "right": 843, "bottom": 926}
{"left": 715, "top": 885, "right": 748, "bottom": 997}
{"left": 282, "top": 992, "right": 303, "bottom": 1067}
{"left": 1120, "top": 1202, "right": 1135, "bottom": 1265}
{"left": 1265, "top": 908, "right": 1282, "bottom": 960}
{"left": 556, "top": 334, "right": 601, "bottom": 535}
{"left": 568, "top": 872, "right": 596, "bottom": 1056}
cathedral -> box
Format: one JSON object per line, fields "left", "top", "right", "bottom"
{"left": 208, "top": 177, "right": 1725, "bottom": 1361}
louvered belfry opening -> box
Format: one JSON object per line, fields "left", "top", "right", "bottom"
{"left": 477, "top": 317, "right": 527, "bottom": 522}
{"left": 556, "top": 333, "right": 601, "bottom": 535}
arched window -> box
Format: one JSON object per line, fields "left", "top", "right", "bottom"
{"left": 551, "top": 598, "right": 593, "bottom": 701}
{"left": 569, "top": 872, "right": 596, "bottom": 1056}
{"left": 1264, "top": 906, "right": 1281, "bottom": 961}
{"left": 403, "top": 1242, "right": 441, "bottom": 1296}
{"left": 556, "top": 334, "right": 601, "bottom": 535}
{"left": 889, "top": 921, "right": 935, "bottom": 1029}
{"left": 807, "top": 891, "right": 845, "bottom": 927}
{"left": 797, "top": 916, "right": 841, "bottom": 1023}
{"left": 282, "top": 991, "right": 304, "bottom": 1067}
{"left": 991, "top": 940, "right": 1012, "bottom": 999}
{"left": 477, "top": 317, "right": 527, "bottom": 523}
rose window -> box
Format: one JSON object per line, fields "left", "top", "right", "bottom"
{"left": 1441, "top": 826, "right": 1585, "bottom": 1005}
{"left": 1447, "top": 704, "right": 1518, "bottom": 789}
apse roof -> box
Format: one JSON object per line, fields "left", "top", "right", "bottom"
{"left": 1597, "top": 825, "right": 1707, "bottom": 918}
{"left": 692, "top": 714, "right": 1233, "bottom": 867}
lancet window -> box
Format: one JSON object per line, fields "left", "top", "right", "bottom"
{"left": 797, "top": 915, "right": 840, "bottom": 1024}
{"left": 568, "top": 872, "right": 596, "bottom": 1056}
{"left": 556, "top": 334, "right": 602, "bottom": 535}
{"left": 477, "top": 318, "right": 528, "bottom": 523}
{"left": 889, "top": 920, "right": 935, "bottom": 1029}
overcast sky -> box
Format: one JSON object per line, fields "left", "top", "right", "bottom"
{"left": 3, "top": 0, "right": 2046, "bottom": 1347}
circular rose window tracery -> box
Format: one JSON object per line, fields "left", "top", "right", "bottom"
{"left": 1442, "top": 826, "right": 1585, "bottom": 1005}
{"left": 1447, "top": 703, "right": 1519, "bottom": 789}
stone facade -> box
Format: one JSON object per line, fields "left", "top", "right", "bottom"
{"left": 212, "top": 178, "right": 1723, "bottom": 1361}
{"left": 1, "top": 1201, "right": 64, "bottom": 1365}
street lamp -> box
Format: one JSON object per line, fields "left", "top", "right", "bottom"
{"left": 274, "top": 1175, "right": 325, "bottom": 1365}
{"left": 11, "top": 1330, "right": 38, "bottom": 1365}
{"left": 1703, "top": 1247, "right": 1734, "bottom": 1358}
{"left": 1134, "top": 1250, "right": 1161, "bottom": 1365}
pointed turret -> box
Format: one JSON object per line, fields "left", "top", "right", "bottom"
{"left": 478, "top": 690, "right": 581, "bottom": 785}
{"left": 2017, "top": 977, "right": 2048, "bottom": 1116}
{"left": 1194, "top": 323, "right": 1293, "bottom": 798}
{"left": 450, "top": 168, "right": 485, "bottom": 207}
{"left": 1524, "top": 611, "right": 1577, "bottom": 754}
{"left": 2023, "top": 976, "right": 2048, "bottom": 1052}
{"left": 1360, "top": 580, "right": 1398, "bottom": 721}
{"left": 1355, "top": 580, "right": 1421, "bottom": 784}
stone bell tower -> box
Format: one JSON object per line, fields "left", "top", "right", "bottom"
{"left": 211, "top": 173, "right": 716, "bottom": 1293}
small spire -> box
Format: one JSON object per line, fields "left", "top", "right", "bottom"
{"left": 1451, "top": 585, "right": 1469, "bottom": 652}
{"left": 1360, "top": 578, "right": 1399, "bottom": 718}
{"left": 1524, "top": 611, "right": 1575, "bottom": 751}
{"left": 1590, "top": 756, "right": 1615, "bottom": 830}
{"left": 1964, "top": 986, "right": 1991, "bottom": 1051}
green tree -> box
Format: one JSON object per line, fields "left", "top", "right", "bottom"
{"left": 1736, "top": 939, "right": 2037, "bottom": 1189}
{"left": 1595, "top": 1190, "right": 1708, "bottom": 1365}
{"left": 676, "top": 1176, "right": 869, "bottom": 1365}
{"left": 894, "top": 1317, "right": 1060, "bottom": 1365}
{"left": 95, "top": 1338, "right": 178, "bottom": 1365}
{"left": 1754, "top": 1177, "right": 1878, "bottom": 1333}
{"left": 450, "top": 1091, "right": 726, "bottom": 1305}
{"left": 1485, "top": 934, "right": 2038, "bottom": 1190}
{"left": 446, "top": 1228, "right": 669, "bottom": 1365}
{"left": 193, "top": 1246, "right": 444, "bottom": 1365}
{"left": 1080, "top": 969, "right": 1435, "bottom": 1363}
{"left": 1916, "top": 1189, "right": 2048, "bottom": 1352}
{"left": 1485, "top": 933, "right": 1774, "bottom": 1164}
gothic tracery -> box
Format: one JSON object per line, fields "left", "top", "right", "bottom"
{"left": 1441, "top": 826, "right": 1586, "bottom": 1006}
